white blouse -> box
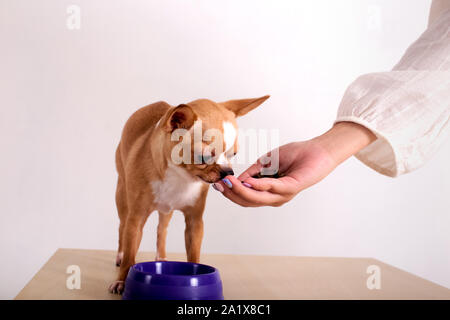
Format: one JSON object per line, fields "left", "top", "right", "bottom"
{"left": 335, "top": 4, "right": 450, "bottom": 177}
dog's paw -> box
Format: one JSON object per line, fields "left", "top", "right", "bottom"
{"left": 108, "top": 280, "right": 125, "bottom": 294}
{"left": 155, "top": 255, "right": 167, "bottom": 261}
{"left": 115, "top": 252, "right": 123, "bottom": 267}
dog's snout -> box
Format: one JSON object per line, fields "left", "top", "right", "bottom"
{"left": 219, "top": 168, "right": 234, "bottom": 179}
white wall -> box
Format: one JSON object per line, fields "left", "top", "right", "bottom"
{"left": 1, "top": 0, "right": 449, "bottom": 299}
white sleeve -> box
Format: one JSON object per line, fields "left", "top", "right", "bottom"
{"left": 335, "top": 8, "right": 450, "bottom": 177}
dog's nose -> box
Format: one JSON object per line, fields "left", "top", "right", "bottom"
{"left": 220, "top": 168, "right": 234, "bottom": 179}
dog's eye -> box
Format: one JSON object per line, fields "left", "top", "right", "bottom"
{"left": 226, "top": 150, "right": 237, "bottom": 158}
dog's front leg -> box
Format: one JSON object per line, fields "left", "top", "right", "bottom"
{"left": 155, "top": 210, "right": 174, "bottom": 261}
{"left": 182, "top": 204, "right": 205, "bottom": 263}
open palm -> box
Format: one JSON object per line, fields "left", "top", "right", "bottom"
{"left": 216, "top": 140, "right": 338, "bottom": 207}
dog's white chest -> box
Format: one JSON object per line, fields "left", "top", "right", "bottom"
{"left": 151, "top": 164, "right": 204, "bottom": 213}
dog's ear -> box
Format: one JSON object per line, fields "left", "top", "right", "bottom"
{"left": 220, "top": 95, "right": 270, "bottom": 117}
{"left": 165, "top": 104, "right": 197, "bottom": 132}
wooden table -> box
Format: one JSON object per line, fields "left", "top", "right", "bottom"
{"left": 15, "top": 248, "right": 450, "bottom": 300}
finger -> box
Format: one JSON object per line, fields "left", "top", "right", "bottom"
{"left": 240, "top": 177, "right": 273, "bottom": 191}
{"left": 243, "top": 176, "right": 299, "bottom": 195}
{"left": 222, "top": 176, "right": 287, "bottom": 206}
{"left": 216, "top": 180, "right": 256, "bottom": 207}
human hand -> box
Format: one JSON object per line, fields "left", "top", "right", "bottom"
{"left": 212, "top": 122, "right": 376, "bottom": 207}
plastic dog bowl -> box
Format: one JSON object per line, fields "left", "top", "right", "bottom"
{"left": 122, "top": 261, "right": 224, "bottom": 300}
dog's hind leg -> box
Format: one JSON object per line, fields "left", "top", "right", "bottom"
{"left": 155, "top": 210, "right": 173, "bottom": 261}
{"left": 115, "top": 143, "right": 129, "bottom": 267}
{"left": 115, "top": 176, "right": 128, "bottom": 267}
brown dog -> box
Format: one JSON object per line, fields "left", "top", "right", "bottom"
{"left": 109, "top": 96, "right": 269, "bottom": 294}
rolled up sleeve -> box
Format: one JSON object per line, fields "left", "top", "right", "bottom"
{"left": 335, "top": 8, "right": 450, "bottom": 177}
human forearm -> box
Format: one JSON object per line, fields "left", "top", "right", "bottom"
{"left": 314, "top": 122, "right": 376, "bottom": 167}
{"left": 429, "top": 0, "right": 450, "bottom": 26}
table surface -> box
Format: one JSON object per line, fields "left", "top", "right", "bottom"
{"left": 15, "top": 248, "right": 450, "bottom": 300}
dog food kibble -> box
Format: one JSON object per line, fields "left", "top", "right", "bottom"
{"left": 252, "top": 172, "right": 285, "bottom": 179}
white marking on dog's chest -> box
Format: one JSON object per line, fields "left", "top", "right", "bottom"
{"left": 151, "top": 164, "right": 203, "bottom": 213}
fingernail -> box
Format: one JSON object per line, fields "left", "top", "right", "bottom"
{"left": 213, "top": 183, "right": 224, "bottom": 192}
{"left": 242, "top": 182, "right": 252, "bottom": 188}
{"left": 222, "top": 178, "right": 232, "bottom": 188}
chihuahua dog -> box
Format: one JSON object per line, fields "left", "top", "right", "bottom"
{"left": 109, "top": 95, "right": 269, "bottom": 294}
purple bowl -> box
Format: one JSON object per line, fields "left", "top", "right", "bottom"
{"left": 122, "top": 261, "right": 224, "bottom": 300}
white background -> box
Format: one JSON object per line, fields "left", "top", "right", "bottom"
{"left": 1, "top": 0, "right": 449, "bottom": 299}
